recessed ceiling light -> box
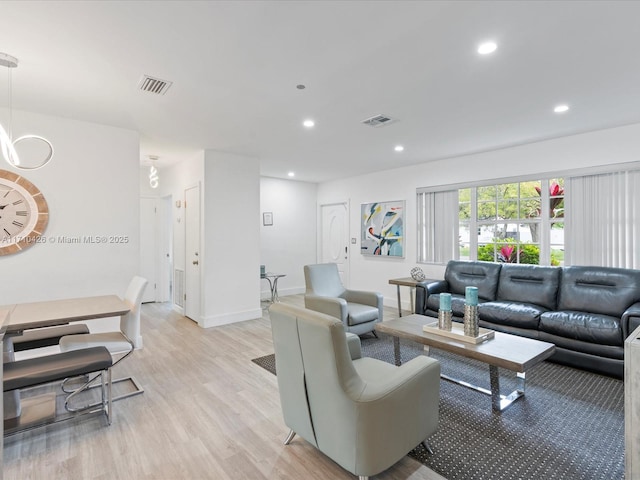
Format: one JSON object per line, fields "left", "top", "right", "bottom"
{"left": 394, "top": 145, "right": 404, "bottom": 152}
{"left": 477, "top": 41, "right": 497, "bottom": 55}
{"left": 288, "top": 172, "right": 295, "bottom": 177}
{"left": 554, "top": 104, "right": 570, "bottom": 113}
{"left": 303, "top": 119, "right": 315, "bottom": 128}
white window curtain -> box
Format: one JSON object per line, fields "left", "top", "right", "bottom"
{"left": 417, "top": 189, "right": 458, "bottom": 264}
{"left": 565, "top": 169, "right": 640, "bottom": 268}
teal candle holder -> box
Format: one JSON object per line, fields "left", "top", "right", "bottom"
{"left": 465, "top": 286, "right": 478, "bottom": 306}
{"left": 439, "top": 293, "right": 452, "bottom": 311}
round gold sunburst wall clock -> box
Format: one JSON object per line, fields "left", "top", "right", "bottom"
{"left": 0, "top": 169, "right": 49, "bottom": 255}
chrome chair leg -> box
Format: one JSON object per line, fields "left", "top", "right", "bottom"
{"left": 62, "top": 341, "right": 143, "bottom": 406}
{"left": 107, "top": 367, "right": 112, "bottom": 425}
{"left": 283, "top": 429, "right": 296, "bottom": 445}
{"left": 421, "top": 440, "right": 434, "bottom": 455}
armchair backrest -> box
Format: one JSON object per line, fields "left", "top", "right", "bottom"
{"left": 269, "top": 303, "right": 364, "bottom": 455}
{"left": 304, "top": 263, "right": 346, "bottom": 298}
{"left": 120, "top": 276, "right": 148, "bottom": 348}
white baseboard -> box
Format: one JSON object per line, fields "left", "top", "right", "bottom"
{"left": 200, "top": 308, "right": 263, "bottom": 328}
{"left": 261, "top": 286, "right": 305, "bottom": 300}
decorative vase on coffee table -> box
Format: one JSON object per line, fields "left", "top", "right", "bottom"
{"left": 438, "top": 293, "right": 452, "bottom": 331}
{"left": 463, "top": 286, "right": 479, "bottom": 337}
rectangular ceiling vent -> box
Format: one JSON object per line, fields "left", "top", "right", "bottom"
{"left": 361, "top": 114, "right": 395, "bottom": 127}
{"left": 138, "top": 75, "right": 173, "bottom": 95}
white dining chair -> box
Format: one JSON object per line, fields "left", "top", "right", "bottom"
{"left": 59, "top": 276, "right": 148, "bottom": 404}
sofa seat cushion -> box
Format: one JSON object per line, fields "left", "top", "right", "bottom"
{"left": 479, "top": 301, "right": 546, "bottom": 329}
{"left": 538, "top": 332, "right": 624, "bottom": 360}
{"left": 426, "top": 294, "right": 477, "bottom": 318}
{"left": 347, "top": 303, "right": 378, "bottom": 326}
{"left": 540, "top": 311, "right": 622, "bottom": 346}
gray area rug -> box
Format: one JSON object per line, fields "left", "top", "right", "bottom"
{"left": 252, "top": 332, "right": 624, "bottom": 480}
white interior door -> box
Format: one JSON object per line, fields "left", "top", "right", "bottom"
{"left": 139, "top": 197, "right": 158, "bottom": 303}
{"left": 321, "top": 202, "right": 349, "bottom": 285}
{"left": 185, "top": 185, "right": 201, "bottom": 322}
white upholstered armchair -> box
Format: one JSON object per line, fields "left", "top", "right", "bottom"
{"left": 269, "top": 303, "right": 440, "bottom": 480}
{"left": 304, "top": 263, "right": 383, "bottom": 335}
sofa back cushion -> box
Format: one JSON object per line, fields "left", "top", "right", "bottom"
{"left": 445, "top": 261, "right": 502, "bottom": 301}
{"left": 558, "top": 266, "right": 640, "bottom": 317}
{"left": 497, "top": 264, "right": 560, "bottom": 310}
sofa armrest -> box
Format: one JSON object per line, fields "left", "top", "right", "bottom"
{"left": 414, "top": 280, "right": 448, "bottom": 314}
{"left": 304, "top": 295, "right": 348, "bottom": 323}
{"left": 622, "top": 302, "right": 640, "bottom": 339}
{"left": 345, "top": 332, "right": 362, "bottom": 360}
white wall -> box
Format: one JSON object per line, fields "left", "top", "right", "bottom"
{"left": 201, "top": 151, "right": 261, "bottom": 327}
{"left": 0, "top": 109, "right": 140, "bottom": 308}
{"left": 260, "top": 177, "right": 317, "bottom": 298}
{"left": 318, "top": 123, "right": 640, "bottom": 311}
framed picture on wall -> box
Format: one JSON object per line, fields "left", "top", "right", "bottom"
{"left": 263, "top": 212, "right": 273, "bottom": 226}
{"left": 361, "top": 200, "right": 404, "bottom": 257}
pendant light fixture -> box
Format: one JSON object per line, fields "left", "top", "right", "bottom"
{"left": 149, "top": 155, "right": 159, "bottom": 189}
{"left": 0, "top": 52, "right": 54, "bottom": 170}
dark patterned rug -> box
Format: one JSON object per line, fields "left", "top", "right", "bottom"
{"left": 252, "top": 332, "right": 624, "bottom": 480}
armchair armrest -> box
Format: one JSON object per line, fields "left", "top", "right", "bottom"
{"left": 350, "top": 356, "right": 441, "bottom": 466}
{"left": 345, "top": 333, "right": 362, "bottom": 360}
{"left": 355, "top": 356, "right": 440, "bottom": 403}
{"left": 622, "top": 302, "right": 640, "bottom": 339}
{"left": 304, "top": 294, "right": 348, "bottom": 323}
{"left": 342, "top": 289, "right": 383, "bottom": 309}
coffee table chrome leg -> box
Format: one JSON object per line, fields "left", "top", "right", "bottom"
{"left": 489, "top": 365, "right": 501, "bottom": 411}
{"left": 440, "top": 367, "right": 526, "bottom": 412}
{"left": 490, "top": 366, "right": 526, "bottom": 412}
{"left": 393, "top": 337, "right": 401, "bottom": 366}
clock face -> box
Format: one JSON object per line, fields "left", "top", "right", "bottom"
{"left": 0, "top": 169, "right": 48, "bottom": 255}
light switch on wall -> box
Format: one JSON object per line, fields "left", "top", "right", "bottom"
{"left": 351, "top": 238, "right": 356, "bottom": 244}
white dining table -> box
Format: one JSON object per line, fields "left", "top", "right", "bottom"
{"left": 0, "top": 295, "right": 130, "bottom": 442}
{"left": 3, "top": 295, "right": 130, "bottom": 333}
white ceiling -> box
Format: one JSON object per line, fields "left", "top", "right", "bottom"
{"left": 1, "top": 1, "right": 640, "bottom": 183}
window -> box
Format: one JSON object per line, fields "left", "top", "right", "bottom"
{"left": 418, "top": 178, "right": 565, "bottom": 266}
{"left": 418, "top": 164, "right": 640, "bottom": 269}
{"left": 459, "top": 179, "right": 564, "bottom": 265}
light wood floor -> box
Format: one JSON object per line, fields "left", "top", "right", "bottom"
{"left": 3, "top": 295, "right": 445, "bottom": 480}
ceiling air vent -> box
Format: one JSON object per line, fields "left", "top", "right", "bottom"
{"left": 138, "top": 75, "right": 173, "bottom": 95}
{"left": 361, "top": 114, "right": 395, "bottom": 127}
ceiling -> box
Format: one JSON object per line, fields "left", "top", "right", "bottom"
{"left": 1, "top": 1, "right": 640, "bottom": 183}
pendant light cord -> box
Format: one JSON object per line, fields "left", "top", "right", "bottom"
{"left": 7, "top": 65, "right": 12, "bottom": 141}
